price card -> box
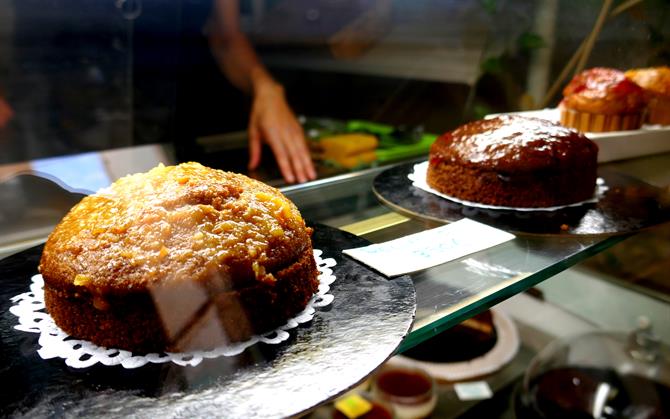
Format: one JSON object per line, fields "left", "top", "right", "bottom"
{"left": 454, "top": 381, "right": 493, "bottom": 401}
{"left": 343, "top": 218, "right": 515, "bottom": 277}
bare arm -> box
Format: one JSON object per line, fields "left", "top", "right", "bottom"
{"left": 0, "top": 95, "right": 12, "bottom": 129}
{"left": 208, "top": 0, "right": 316, "bottom": 183}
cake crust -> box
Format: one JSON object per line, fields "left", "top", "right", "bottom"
{"left": 39, "top": 162, "right": 319, "bottom": 352}
{"left": 43, "top": 247, "right": 318, "bottom": 353}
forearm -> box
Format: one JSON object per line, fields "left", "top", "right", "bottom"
{"left": 0, "top": 94, "right": 13, "bottom": 128}
{"left": 208, "top": 0, "right": 280, "bottom": 97}
{"left": 206, "top": 0, "right": 315, "bottom": 183}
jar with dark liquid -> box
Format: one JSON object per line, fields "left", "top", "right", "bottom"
{"left": 371, "top": 366, "right": 437, "bottom": 419}
{"left": 517, "top": 324, "right": 670, "bottom": 419}
{"left": 519, "top": 366, "right": 670, "bottom": 418}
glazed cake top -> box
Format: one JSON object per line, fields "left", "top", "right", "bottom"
{"left": 561, "top": 67, "right": 647, "bottom": 114}
{"left": 625, "top": 66, "right": 670, "bottom": 96}
{"left": 429, "top": 115, "right": 598, "bottom": 173}
{"left": 39, "top": 162, "right": 312, "bottom": 294}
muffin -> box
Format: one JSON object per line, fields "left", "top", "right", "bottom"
{"left": 625, "top": 66, "right": 670, "bottom": 125}
{"left": 427, "top": 115, "right": 599, "bottom": 208}
{"left": 39, "top": 162, "right": 319, "bottom": 353}
{"left": 560, "top": 67, "right": 647, "bottom": 132}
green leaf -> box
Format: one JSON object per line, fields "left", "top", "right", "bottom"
{"left": 473, "top": 104, "right": 493, "bottom": 120}
{"left": 647, "top": 24, "right": 665, "bottom": 45}
{"left": 480, "top": 57, "right": 504, "bottom": 74}
{"left": 518, "top": 32, "right": 546, "bottom": 51}
{"left": 480, "top": 0, "right": 497, "bottom": 14}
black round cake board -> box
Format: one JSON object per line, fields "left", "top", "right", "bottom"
{"left": 373, "top": 162, "right": 670, "bottom": 236}
{"left": 0, "top": 224, "right": 416, "bottom": 418}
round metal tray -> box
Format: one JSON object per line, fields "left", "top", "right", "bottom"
{"left": 0, "top": 224, "right": 416, "bottom": 418}
{"left": 373, "top": 162, "right": 670, "bottom": 236}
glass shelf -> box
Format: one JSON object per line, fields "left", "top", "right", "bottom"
{"left": 399, "top": 232, "right": 627, "bottom": 353}
{"left": 1, "top": 145, "right": 667, "bottom": 418}
{"left": 0, "top": 146, "right": 663, "bottom": 355}
{"left": 282, "top": 165, "right": 631, "bottom": 354}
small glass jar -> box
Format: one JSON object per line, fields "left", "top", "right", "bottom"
{"left": 371, "top": 365, "right": 437, "bottom": 419}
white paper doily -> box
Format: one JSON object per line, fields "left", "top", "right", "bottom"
{"left": 409, "top": 161, "right": 609, "bottom": 212}
{"left": 9, "top": 249, "right": 336, "bottom": 369}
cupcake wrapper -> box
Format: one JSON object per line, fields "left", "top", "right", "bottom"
{"left": 647, "top": 96, "right": 670, "bottom": 125}
{"left": 560, "top": 107, "right": 643, "bottom": 132}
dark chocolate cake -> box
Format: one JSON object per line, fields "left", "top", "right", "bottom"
{"left": 427, "top": 115, "right": 599, "bottom": 208}
{"left": 402, "top": 311, "right": 498, "bottom": 363}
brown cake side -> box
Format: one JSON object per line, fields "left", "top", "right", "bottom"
{"left": 426, "top": 115, "right": 598, "bottom": 208}
{"left": 39, "top": 162, "right": 319, "bottom": 353}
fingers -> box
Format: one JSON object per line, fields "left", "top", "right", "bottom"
{"left": 248, "top": 124, "right": 262, "bottom": 170}
{"left": 285, "top": 126, "right": 316, "bottom": 183}
{"left": 248, "top": 89, "right": 316, "bottom": 183}
{"left": 266, "top": 132, "right": 295, "bottom": 184}
{"left": 262, "top": 124, "right": 316, "bottom": 184}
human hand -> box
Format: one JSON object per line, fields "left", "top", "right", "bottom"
{"left": 247, "top": 83, "right": 316, "bottom": 184}
{"left": 0, "top": 97, "right": 13, "bottom": 129}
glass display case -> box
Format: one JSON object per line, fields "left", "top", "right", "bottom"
{"left": 1, "top": 1, "right": 669, "bottom": 417}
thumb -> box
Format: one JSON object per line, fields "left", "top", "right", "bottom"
{"left": 248, "top": 124, "right": 262, "bottom": 170}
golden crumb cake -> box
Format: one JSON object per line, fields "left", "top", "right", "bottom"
{"left": 427, "top": 115, "right": 599, "bottom": 208}
{"left": 560, "top": 67, "right": 647, "bottom": 132}
{"left": 39, "top": 162, "right": 319, "bottom": 353}
{"left": 625, "top": 66, "right": 670, "bottom": 125}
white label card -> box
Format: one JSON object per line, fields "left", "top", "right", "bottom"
{"left": 454, "top": 381, "right": 493, "bottom": 401}
{"left": 342, "top": 218, "right": 515, "bottom": 277}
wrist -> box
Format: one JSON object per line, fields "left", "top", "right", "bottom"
{"left": 251, "top": 67, "right": 284, "bottom": 98}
